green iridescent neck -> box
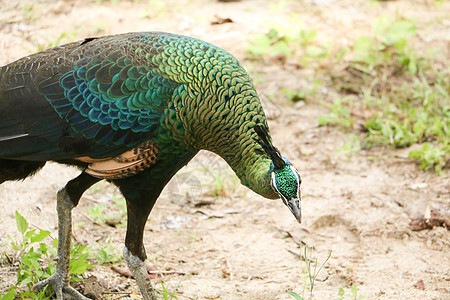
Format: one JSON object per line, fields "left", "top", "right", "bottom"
{"left": 227, "top": 152, "right": 278, "bottom": 199}
{"left": 182, "top": 90, "right": 278, "bottom": 199}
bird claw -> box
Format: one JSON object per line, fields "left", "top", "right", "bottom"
{"left": 34, "top": 273, "right": 90, "bottom": 300}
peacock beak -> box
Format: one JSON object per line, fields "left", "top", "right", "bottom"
{"left": 285, "top": 196, "right": 301, "bottom": 223}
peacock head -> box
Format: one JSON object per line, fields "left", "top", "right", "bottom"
{"left": 254, "top": 125, "right": 302, "bottom": 223}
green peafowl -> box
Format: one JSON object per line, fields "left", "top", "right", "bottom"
{"left": 0, "top": 32, "right": 302, "bottom": 299}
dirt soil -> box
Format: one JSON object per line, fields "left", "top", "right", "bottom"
{"left": 0, "top": 0, "right": 449, "bottom": 299}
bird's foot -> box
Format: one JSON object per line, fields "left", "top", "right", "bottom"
{"left": 123, "top": 247, "right": 158, "bottom": 300}
{"left": 33, "top": 272, "right": 90, "bottom": 300}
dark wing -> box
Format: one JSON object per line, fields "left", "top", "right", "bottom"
{"left": 0, "top": 34, "right": 180, "bottom": 161}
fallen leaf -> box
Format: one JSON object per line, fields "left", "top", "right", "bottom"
{"left": 145, "top": 261, "right": 158, "bottom": 279}
{"left": 111, "top": 262, "right": 158, "bottom": 279}
{"left": 83, "top": 275, "right": 107, "bottom": 299}
{"left": 211, "top": 15, "right": 233, "bottom": 25}
{"left": 221, "top": 268, "right": 230, "bottom": 278}
{"left": 111, "top": 266, "right": 132, "bottom": 277}
{"left": 413, "top": 279, "right": 425, "bottom": 290}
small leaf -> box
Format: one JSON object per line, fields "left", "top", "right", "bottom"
{"left": 318, "top": 114, "right": 333, "bottom": 126}
{"left": 271, "top": 40, "right": 291, "bottom": 57}
{"left": 15, "top": 211, "right": 28, "bottom": 235}
{"left": 18, "top": 291, "right": 38, "bottom": 298}
{"left": 11, "top": 243, "right": 20, "bottom": 251}
{"left": 1, "top": 290, "right": 15, "bottom": 300}
{"left": 385, "top": 20, "right": 416, "bottom": 44}
{"left": 20, "top": 277, "right": 32, "bottom": 285}
{"left": 299, "top": 28, "right": 317, "bottom": 45}
{"left": 353, "top": 37, "right": 375, "bottom": 65}
{"left": 246, "top": 35, "right": 271, "bottom": 55}
{"left": 372, "top": 14, "right": 392, "bottom": 37}
{"left": 70, "top": 258, "right": 94, "bottom": 274}
{"left": 408, "top": 58, "right": 418, "bottom": 74}
{"left": 353, "top": 37, "right": 373, "bottom": 52}
{"left": 47, "top": 244, "right": 57, "bottom": 257}
{"left": 287, "top": 291, "right": 304, "bottom": 300}
{"left": 30, "top": 230, "right": 51, "bottom": 243}
{"left": 305, "top": 45, "right": 326, "bottom": 57}
{"left": 24, "top": 229, "right": 36, "bottom": 240}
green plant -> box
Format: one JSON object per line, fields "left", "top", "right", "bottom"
{"left": 288, "top": 245, "right": 332, "bottom": 300}
{"left": 0, "top": 290, "right": 15, "bottom": 300}
{"left": 288, "top": 291, "right": 304, "bottom": 300}
{"left": 88, "top": 196, "right": 127, "bottom": 226}
{"left": 5, "top": 211, "right": 93, "bottom": 299}
{"left": 88, "top": 201, "right": 105, "bottom": 221}
{"left": 155, "top": 281, "right": 178, "bottom": 300}
{"left": 246, "top": 16, "right": 329, "bottom": 65}
{"left": 281, "top": 88, "right": 307, "bottom": 103}
{"left": 352, "top": 14, "right": 418, "bottom": 73}
{"left": 337, "top": 134, "right": 361, "bottom": 154}
{"left": 304, "top": 247, "right": 332, "bottom": 298}
{"left": 318, "top": 98, "right": 354, "bottom": 129}
{"left": 88, "top": 242, "right": 122, "bottom": 265}
{"left": 316, "top": 14, "right": 449, "bottom": 173}
{"left": 22, "top": 4, "right": 37, "bottom": 21}
{"left": 205, "top": 169, "right": 239, "bottom": 198}
{"left": 154, "top": 274, "right": 188, "bottom": 300}
{"left": 10, "top": 212, "right": 52, "bottom": 294}
{"left": 336, "top": 285, "right": 366, "bottom": 300}
{"left": 67, "top": 243, "right": 94, "bottom": 280}
{"left": 362, "top": 69, "right": 449, "bottom": 160}
{"left": 281, "top": 79, "right": 321, "bottom": 103}
{"left": 246, "top": 27, "right": 292, "bottom": 57}
{"left": 409, "top": 142, "right": 448, "bottom": 174}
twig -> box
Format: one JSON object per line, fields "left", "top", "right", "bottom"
{"left": 284, "top": 231, "right": 306, "bottom": 246}
{"left": 105, "top": 291, "right": 130, "bottom": 295}
{"left": 78, "top": 211, "right": 96, "bottom": 224}
{"left": 225, "top": 258, "right": 234, "bottom": 281}
{"left": 287, "top": 248, "right": 306, "bottom": 261}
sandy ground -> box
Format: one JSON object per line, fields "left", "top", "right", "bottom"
{"left": 0, "top": 0, "right": 449, "bottom": 299}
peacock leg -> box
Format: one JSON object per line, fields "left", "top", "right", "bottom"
{"left": 34, "top": 173, "right": 100, "bottom": 299}
{"left": 122, "top": 192, "right": 158, "bottom": 300}
{"left": 123, "top": 246, "right": 158, "bottom": 300}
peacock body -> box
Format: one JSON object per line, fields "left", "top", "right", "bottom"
{"left": 0, "top": 32, "right": 301, "bottom": 299}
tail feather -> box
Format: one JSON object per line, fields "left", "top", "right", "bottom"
{"left": 0, "top": 133, "right": 29, "bottom": 142}
{"left": 0, "top": 159, "right": 46, "bottom": 183}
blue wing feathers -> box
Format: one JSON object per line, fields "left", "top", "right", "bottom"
{"left": 41, "top": 48, "right": 178, "bottom": 146}
{"left": 1, "top": 33, "right": 188, "bottom": 160}
{"left": 98, "top": 114, "right": 112, "bottom": 125}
